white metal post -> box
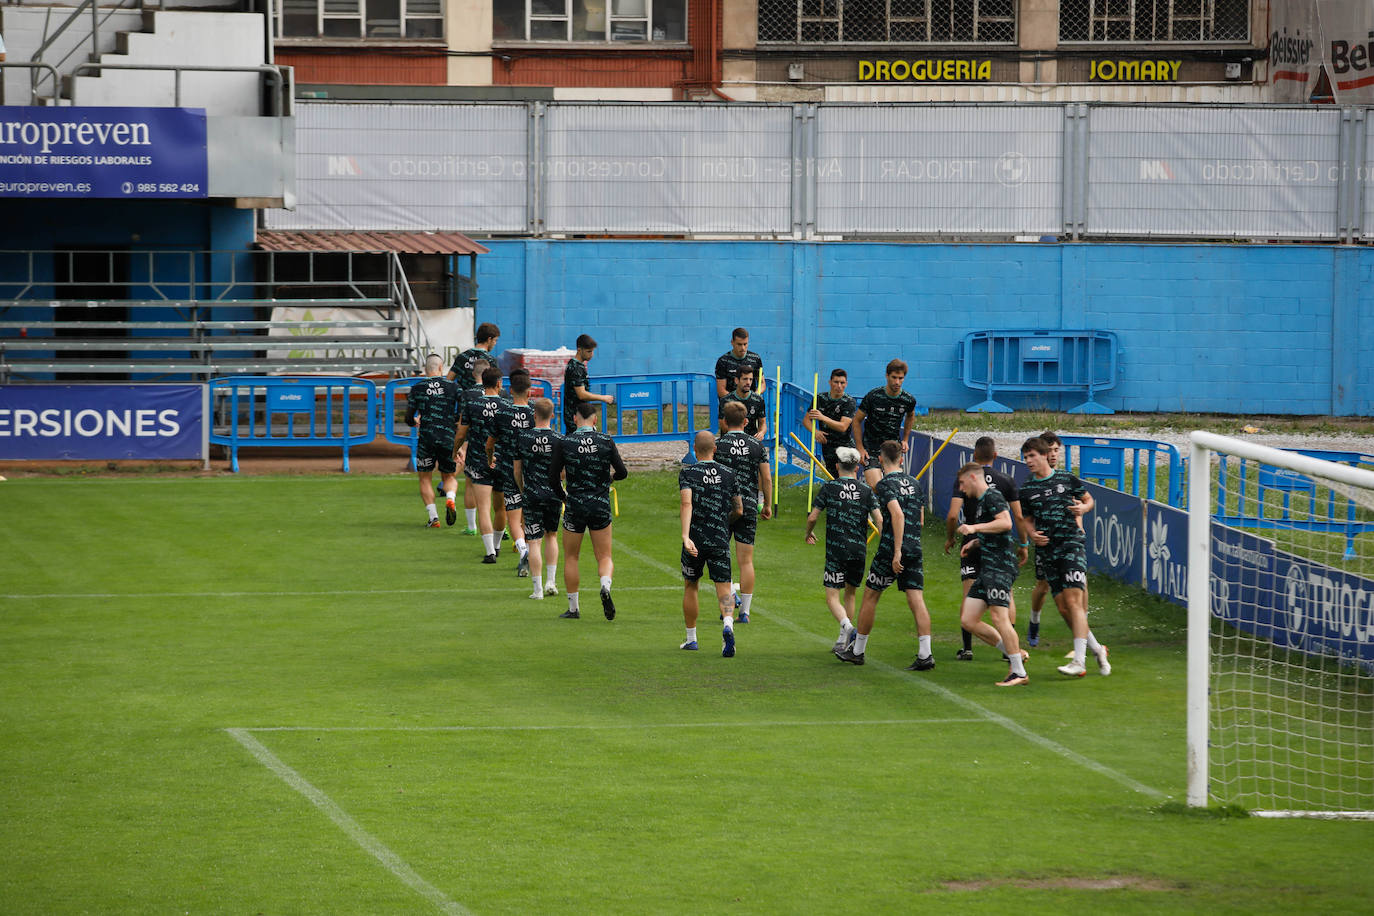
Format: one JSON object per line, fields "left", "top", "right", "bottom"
{"left": 1186, "top": 434, "right": 1212, "bottom": 807}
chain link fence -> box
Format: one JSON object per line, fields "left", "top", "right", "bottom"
{"left": 757, "top": 0, "right": 1016, "bottom": 44}
{"left": 1059, "top": 0, "right": 1249, "bottom": 43}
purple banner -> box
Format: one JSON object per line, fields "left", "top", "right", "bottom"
{"left": 0, "top": 106, "right": 207, "bottom": 199}
{"left": 0, "top": 384, "right": 204, "bottom": 459}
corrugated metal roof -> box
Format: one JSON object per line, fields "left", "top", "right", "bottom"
{"left": 255, "top": 230, "right": 490, "bottom": 256}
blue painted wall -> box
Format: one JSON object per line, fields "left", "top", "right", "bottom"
{"left": 478, "top": 240, "right": 1373, "bottom": 416}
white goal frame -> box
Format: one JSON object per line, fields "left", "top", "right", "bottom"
{"left": 1187, "top": 430, "right": 1374, "bottom": 817}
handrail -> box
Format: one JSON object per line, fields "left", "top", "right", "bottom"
{"left": 30, "top": 0, "right": 144, "bottom": 102}
{"left": 0, "top": 62, "right": 65, "bottom": 105}
{"left": 388, "top": 253, "right": 430, "bottom": 376}
{"left": 68, "top": 62, "right": 287, "bottom": 116}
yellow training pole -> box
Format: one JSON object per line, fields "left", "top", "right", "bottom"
{"left": 772, "top": 365, "right": 781, "bottom": 511}
{"left": 913, "top": 428, "right": 959, "bottom": 483}
{"left": 805, "top": 372, "right": 819, "bottom": 512}
{"left": 788, "top": 431, "right": 879, "bottom": 537}
{"left": 611, "top": 485, "right": 619, "bottom": 517}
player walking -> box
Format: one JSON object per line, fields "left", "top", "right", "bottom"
{"left": 486, "top": 369, "right": 535, "bottom": 577}
{"left": 1019, "top": 437, "right": 1111, "bottom": 677}
{"left": 452, "top": 366, "right": 504, "bottom": 563}
{"left": 852, "top": 359, "right": 917, "bottom": 488}
{"left": 715, "top": 401, "right": 772, "bottom": 623}
{"left": 835, "top": 441, "right": 934, "bottom": 670}
{"left": 405, "top": 354, "right": 463, "bottom": 528}
{"left": 955, "top": 462, "right": 1029, "bottom": 686}
{"left": 714, "top": 327, "right": 764, "bottom": 402}
{"left": 804, "top": 446, "right": 879, "bottom": 654}
{"left": 805, "top": 368, "right": 856, "bottom": 479}
{"left": 719, "top": 370, "right": 768, "bottom": 441}
{"left": 514, "top": 398, "right": 564, "bottom": 599}
{"left": 562, "top": 334, "right": 614, "bottom": 435}
{"left": 678, "top": 431, "right": 744, "bottom": 656}
{"left": 447, "top": 322, "right": 500, "bottom": 386}
{"left": 1027, "top": 430, "right": 1064, "bottom": 646}
{"left": 549, "top": 402, "right": 628, "bottom": 620}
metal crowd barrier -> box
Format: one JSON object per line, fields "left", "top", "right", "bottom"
{"left": 380, "top": 376, "right": 554, "bottom": 470}
{"left": 209, "top": 376, "right": 377, "bottom": 472}
{"left": 1060, "top": 434, "right": 1185, "bottom": 508}
{"left": 959, "top": 330, "right": 1119, "bottom": 414}
{"left": 582, "top": 372, "right": 718, "bottom": 461}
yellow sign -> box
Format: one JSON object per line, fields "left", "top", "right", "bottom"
{"left": 858, "top": 59, "right": 992, "bottom": 82}
{"left": 1091, "top": 60, "right": 1181, "bottom": 81}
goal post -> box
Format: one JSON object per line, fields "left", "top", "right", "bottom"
{"left": 1187, "top": 431, "right": 1374, "bottom": 818}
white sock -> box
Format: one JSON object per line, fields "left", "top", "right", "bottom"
{"left": 995, "top": 640, "right": 1006, "bottom": 655}
{"left": 569, "top": 593, "right": 580, "bottom": 612}
{"left": 1086, "top": 630, "right": 1102, "bottom": 653}
{"left": 599, "top": 575, "right": 612, "bottom": 592}
{"left": 1010, "top": 652, "right": 1027, "bottom": 676}
{"left": 854, "top": 633, "right": 869, "bottom": 654}
{"left": 686, "top": 626, "right": 697, "bottom": 642}
{"left": 740, "top": 593, "right": 753, "bottom": 613}
{"left": 1074, "top": 637, "right": 1087, "bottom": 666}
{"left": 531, "top": 575, "right": 543, "bottom": 593}
{"left": 918, "top": 635, "right": 932, "bottom": 658}
{"left": 516, "top": 539, "right": 528, "bottom": 557}
{"left": 465, "top": 508, "right": 477, "bottom": 528}
{"left": 482, "top": 533, "right": 496, "bottom": 554}
{"left": 839, "top": 619, "right": 852, "bottom": 639}
{"left": 445, "top": 490, "right": 456, "bottom": 502}
{"left": 546, "top": 564, "right": 557, "bottom": 583}
{"left": 1030, "top": 609, "right": 1041, "bottom": 624}
{"left": 425, "top": 503, "right": 438, "bottom": 521}
{"left": 723, "top": 614, "right": 734, "bottom": 630}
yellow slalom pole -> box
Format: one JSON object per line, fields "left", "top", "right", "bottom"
{"left": 611, "top": 485, "right": 619, "bottom": 517}
{"left": 788, "top": 431, "right": 879, "bottom": 537}
{"left": 772, "top": 367, "right": 783, "bottom": 508}
{"left": 805, "top": 372, "right": 819, "bottom": 513}
{"left": 913, "top": 427, "right": 960, "bottom": 483}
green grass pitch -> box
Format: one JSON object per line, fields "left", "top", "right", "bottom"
{"left": 1, "top": 469, "right": 1369, "bottom": 914}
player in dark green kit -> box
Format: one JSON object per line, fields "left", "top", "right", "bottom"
{"left": 514, "top": 398, "right": 563, "bottom": 600}
{"left": 452, "top": 355, "right": 493, "bottom": 534}
{"left": 852, "top": 359, "right": 917, "bottom": 488}
{"left": 453, "top": 366, "right": 504, "bottom": 562}
{"left": 405, "top": 354, "right": 463, "bottom": 528}
{"left": 447, "top": 322, "right": 500, "bottom": 385}
{"left": 1027, "top": 430, "right": 1064, "bottom": 646}
{"left": 714, "top": 327, "right": 764, "bottom": 402}
{"left": 562, "top": 334, "right": 614, "bottom": 435}
{"left": 805, "top": 368, "right": 856, "bottom": 479}
{"left": 679, "top": 431, "right": 744, "bottom": 656}
{"left": 835, "top": 441, "right": 934, "bottom": 670}
{"left": 804, "top": 445, "right": 879, "bottom": 654}
{"left": 956, "top": 463, "right": 1029, "bottom": 686}
{"left": 715, "top": 401, "right": 772, "bottom": 623}
{"left": 719, "top": 370, "right": 768, "bottom": 440}
{"left": 549, "top": 401, "right": 628, "bottom": 621}
{"left": 1019, "top": 436, "right": 1111, "bottom": 677}
{"left": 486, "top": 369, "right": 535, "bottom": 577}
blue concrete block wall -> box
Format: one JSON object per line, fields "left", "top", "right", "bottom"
{"left": 476, "top": 240, "right": 1373, "bottom": 416}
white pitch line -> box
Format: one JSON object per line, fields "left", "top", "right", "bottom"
{"left": 0, "top": 585, "right": 679, "bottom": 601}
{"left": 617, "top": 542, "right": 1168, "bottom": 801}
{"left": 225, "top": 728, "right": 471, "bottom": 916}
{"left": 239, "top": 718, "right": 987, "bottom": 733}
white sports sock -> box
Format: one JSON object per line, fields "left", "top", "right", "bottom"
{"left": 546, "top": 564, "right": 557, "bottom": 583}
{"left": 1029, "top": 609, "right": 1042, "bottom": 624}
{"left": 918, "top": 635, "right": 932, "bottom": 658}
{"left": 515, "top": 538, "right": 528, "bottom": 557}
{"left": 995, "top": 640, "right": 1006, "bottom": 655}
{"left": 686, "top": 626, "right": 697, "bottom": 642}
{"left": 425, "top": 503, "right": 438, "bottom": 521}
{"left": 531, "top": 575, "right": 543, "bottom": 593}
{"left": 854, "top": 633, "right": 869, "bottom": 654}
{"left": 1074, "top": 637, "right": 1088, "bottom": 666}
{"left": 1009, "top": 653, "right": 1027, "bottom": 676}
{"left": 465, "top": 508, "right": 477, "bottom": 528}
{"left": 839, "top": 619, "right": 852, "bottom": 639}
{"left": 482, "top": 533, "right": 496, "bottom": 554}
{"left": 723, "top": 614, "right": 734, "bottom": 630}
{"left": 599, "top": 575, "right": 612, "bottom": 592}
{"left": 569, "top": 593, "right": 580, "bottom": 612}
{"left": 1085, "top": 631, "right": 1103, "bottom": 653}
{"left": 740, "top": 593, "right": 753, "bottom": 613}
{"left": 445, "top": 490, "right": 456, "bottom": 502}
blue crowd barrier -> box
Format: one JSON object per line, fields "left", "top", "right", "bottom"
{"left": 381, "top": 376, "right": 554, "bottom": 470}
{"left": 209, "top": 376, "right": 376, "bottom": 472}
{"left": 778, "top": 380, "right": 930, "bottom": 486}
{"left": 959, "top": 330, "right": 1119, "bottom": 414}
{"left": 1059, "top": 434, "right": 1186, "bottom": 508}
{"left": 582, "top": 372, "right": 718, "bottom": 461}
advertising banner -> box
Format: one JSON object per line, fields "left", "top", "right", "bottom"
{"left": 0, "top": 106, "right": 207, "bottom": 199}
{"left": 1084, "top": 482, "right": 1143, "bottom": 584}
{"left": 0, "top": 384, "right": 204, "bottom": 459}
{"left": 1269, "top": 0, "right": 1374, "bottom": 104}
{"left": 267, "top": 306, "right": 474, "bottom": 374}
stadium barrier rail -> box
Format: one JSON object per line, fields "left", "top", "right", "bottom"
{"left": 1059, "top": 434, "right": 1186, "bottom": 508}
{"left": 381, "top": 376, "right": 554, "bottom": 471}
{"left": 958, "top": 330, "right": 1119, "bottom": 414}
{"left": 583, "top": 372, "right": 718, "bottom": 462}
{"left": 209, "top": 376, "right": 376, "bottom": 472}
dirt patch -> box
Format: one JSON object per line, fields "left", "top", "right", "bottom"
{"left": 934, "top": 876, "right": 1178, "bottom": 893}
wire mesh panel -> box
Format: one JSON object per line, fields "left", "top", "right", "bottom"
{"left": 266, "top": 103, "right": 530, "bottom": 232}
{"left": 815, "top": 105, "right": 1061, "bottom": 235}
{"left": 1060, "top": 0, "right": 1249, "bottom": 42}
{"left": 542, "top": 104, "right": 794, "bottom": 235}
{"left": 757, "top": 0, "right": 1015, "bottom": 43}
{"left": 1086, "top": 107, "right": 1341, "bottom": 239}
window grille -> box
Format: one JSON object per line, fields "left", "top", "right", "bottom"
{"left": 278, "top": 0, "right": 444, "bottom": 38}
{"left": 758, "top": 0, "right": 1016, "bottom": 44}
{"left": 1059, "top": 0, "right": 1249, "bottom": 43}
{"left": 493, "top": 0, "right": 687, "bottom": 41}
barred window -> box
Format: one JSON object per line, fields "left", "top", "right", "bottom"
{"left": 758, "top": 0, "right": 1016, "bottom": 44}
{"left": 493, "top": 0, "right": 687, "bottom": 41}
{"left": 279, "top": 0, "right": 443, "bottom": 38}
{"left": 1059, "top": 0, "right": 1248, "bottom": 43}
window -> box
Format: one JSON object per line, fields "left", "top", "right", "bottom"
{"left": 278, "top": 0, "right": 444, "bottom": 39}
{"left": 757, "top": 0, "right": 1016, "bottom": 44}
{"left": 493, "top": 0, "right": 686, "bottom": 42}
{"left": 1059, "top": 0, "right": 1249, "bottom": 43}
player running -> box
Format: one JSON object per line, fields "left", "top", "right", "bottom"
{"left": 1019, "top": 437, "right": 1111, "bottom": 677}
{"left": 805, "top": 368, "right": 856, "bottom": 479}
{"left": 679, "top": 431, "right": 744, "bottom": 656}
{"left": 549, "top": 401, "right": 628, "bottom": 621}
{"left": 835, "top": 441, "right": 934, "bottom": 670}
{"left": 852, "top": 359, "right": 917, "bottom": 488}
{"left": 804, "top": 446, "right": 880, "bottom": 656}
{"left": 514, "top": 398, "right": 564, "bottom": 600}
{"left": 955, "top": 462, "right": 1029, "bottom": 686}
{"left": 1027, "top": 430, "right": 1064, "bottom": 646}
{"left": 405, "top": 354, "right": 463, "bottom": 528}
{"left": 486, "top": 368, "right": 535, "bottom": 577}
{"left": 452, "top": 366, "right": 505, "bottom": 563}
{"left": 715, "top": 401, "right": 772, "bottom": 623}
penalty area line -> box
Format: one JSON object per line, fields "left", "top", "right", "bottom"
{"left": 225, "top": 728, "right": 470, "bottom": 916}
{"left": 617, "top": 542, "right": 1168, "bottom": 801}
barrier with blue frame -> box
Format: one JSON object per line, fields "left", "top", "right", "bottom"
{"left": 959, "top": 330, "right": 1119, "bottom": 414}
{"left": 209, "top": 376, "right": 376, "bottom": 472}
{"left": 1059, "top": 434, "right": 1186, "bottom": 508}
{"left": 778, "top": 380, "right": 930, "bottom": 488}
{"left": 581, "top": 373, "right": 718, "bottom": 461}
{"left": 1212, "top": 448, "right": 1374, "bottom": 560}
{"left": 381, "top": 376, "right": 554, "bottom": 471}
